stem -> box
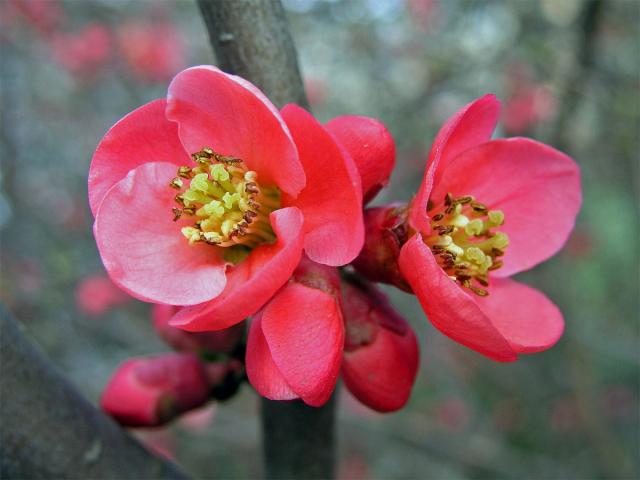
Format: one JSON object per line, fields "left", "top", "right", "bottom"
{"left": 197, "top": 0, "right": 309, "bottom": 109}
{"left": 261, "top": 395, "right": 336, "bottom": 479}
{"left": 0, "top": 305, "right": 188, "bottom": 479}
{"left": 197, "top": 1, "right": 335, "bottom": 478}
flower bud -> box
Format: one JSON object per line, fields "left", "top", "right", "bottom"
{"left": 325, "top": 115, "right": 396, "bottom": 205}
{"left": 101, "top": 353, "right": 209, "bottom": 427}
{"left": 351, "top": 204, "right": 411, "bottom": 292}
{"left": 153, "top": 304, "right": 244, "bottom": 355}
{"left": 341, "top": 278, "right": 419, "bottom": 412}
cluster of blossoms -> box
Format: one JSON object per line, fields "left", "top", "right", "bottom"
{"left": 92, "top": 66, "right": 580, "bottom": 422}
{"left": 2, "top": 0, "right": 185, "bottom": 82}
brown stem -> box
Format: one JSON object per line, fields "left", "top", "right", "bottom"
{"left": 197, "top": 1, "right": 335, "bottom": 478}
{"left": 197, "top": 0, "right": 309, "bottom": 109}
{"left": 0, "top": 304, "right": 188, "bottom": 479}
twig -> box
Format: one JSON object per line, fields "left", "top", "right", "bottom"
{"left": 197, "top": 1, "right": 334, "bottom": 478}
{"left": 197, "top": 0, "right": 309, "bottom": 109}
{"left": 0, "top": 304, "right": 188, "bottom": 479}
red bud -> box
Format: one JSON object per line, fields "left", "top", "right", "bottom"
{"left": 101, "top": 353, "right": 209, "bottom": 427}
{"left": 341, "top": 278, "right": 419, "bottom": 412}
{"left": 351, "top": 204, "right": 411, "bottom": 292}
{"left": 326, "top": 115, "right": 396, "bottom": 205}
{"left": 153, "top": 304, "right": 244, "bottom": 354}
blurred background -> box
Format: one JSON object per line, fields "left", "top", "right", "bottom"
{"left": 1, "top": 0, "right": 638, "bottom": 478}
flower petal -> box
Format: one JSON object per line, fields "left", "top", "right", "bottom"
{"left": 341, "top": 281, "right": 420, "bottom": 412}
{"left": 170, "top": 207, "right": 304, "bottom": 331}
{"left": 261, "top": 282, "right": 344, "bottom": 407}
{"left": 477, "top": 279, "right": 564, "bottom": 354}
{"left": 89, "top": 99, "right": 190, "bottom": 216}
{"left": 410, "top": 94, "right": 500, "bottom": 232}
{"left": 398, "top": 235, "right": 517, "bottom": 361}
{"left": 429, "top": 138, "right": 582, "bottom": 276}
{"left": 245, "top": 313, "right": 299, "bottom": 401}
{"left": 94, "top": 162, "right": 227, "bottom": 305}
{"left": 281, "top": 104, "right": 364, "bottom": 266}
{"left": 325, "top": 115, "right": 395, "bottom": 204}
{"left": 166, "top": 65, "right": 305, "bottom": 196}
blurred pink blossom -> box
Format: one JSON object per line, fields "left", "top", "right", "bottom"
{"left": 75, "top": 274, "right": 129, "bottom": 317}
{"left": 116, "top": 21, "right": 186, "bottom": 82}
{"left": 178, "top": 403, "right": 217, "bottom": 432}
{"left": 51, "top": 23, "right": 112, "bottom": 77}
{"left": 503, "top": 63, "right": 557, "bottom": 134}
{"left": 1, "top": 0, "right": 62, "bottom": 36}
{"left": 406, "top": 0, "right": 440, "bottom": 31}
{"left": 433, "top": 397, "right": 471, "bottom": 432}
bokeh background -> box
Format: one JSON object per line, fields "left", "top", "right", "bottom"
{"left": 1, "top": 0, "right": 638, "bottom": 478}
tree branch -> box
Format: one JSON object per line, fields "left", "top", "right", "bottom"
{"left": 0, "top": 304, "right": 188, "bottom": 479}
{"left": 197, "top": 1, "right": 335, "bottom": 478}
{"left": 197, "top": 0, "right": 309, "bottom": 109}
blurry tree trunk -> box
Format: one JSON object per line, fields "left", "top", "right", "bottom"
{"left": 197, "top": 1, "right": 335, "bottom": 479}
{"left": 0, "top": 305, "right": 188, "bottom": 479}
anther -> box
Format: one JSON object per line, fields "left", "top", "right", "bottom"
{"left": 454, "top": 195, "right": 473, "bottom": 205}
{"left": 170, "top": 178, "right": 183, "bottom": 189}
{"left": 436, "top": 225, "right": 455, "bottom": 235}
{"left": 444, "top": 193, "right": 453, "bottom": 206}
{"left": 471, "top": 201, "right": 487, "bottom": 212}
{"left": 431, "top": 213, "right": 445, "bottom": 222}
{"left": 178, "top": 166, "right": 193, "bottom": 178}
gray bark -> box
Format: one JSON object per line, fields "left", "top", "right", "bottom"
{"left": 197, "top": 1, "right": 335, "bottom": 478}
{"left": 0, "top": 305, "right": 188, "bottom": 479}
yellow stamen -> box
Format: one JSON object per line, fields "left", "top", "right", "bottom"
{"left": 424, "top": 192, "right": 510, "bottom": 296}
{"left": 171, "top": 147, "right": 280, "bottom": 249}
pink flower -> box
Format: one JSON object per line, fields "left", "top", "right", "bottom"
{"left": 326, "top": 115, "right": 396, "bottom": 205}
{"left": 89, "top": 66, "right": 364, "bottom": 332}
{"left": 357, "top": 95, "right": 581, "bottom": 361}
{"left": 341, "top": 278, "right": 419, "bottom": 412}
{"left": 75, "top": 274, "right": 129, "bottom": 317}
{"left": 245, "top": 256, "right": 419, "bottom": 411}
{"left": 51, "top": 23, "right": 112, "bottom": 76}
{"left": 116, "top": 21, "right": 186, "bottom": 82}
{"left": 152, "top": 304, "right": 243, "bottom": 354}
{"left": 101, "top": 353, "right": 210, "bottom": 427}
{"left": 246, "top": 256, "right": 344, "bottom": 407}
{"left": 503, "top": 63, "right": 557, "bottom": 134}
{"left": 1, "top": 0, "right": 62, "bottom": 36}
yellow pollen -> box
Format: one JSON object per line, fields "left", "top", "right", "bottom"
{"left": 423, "top": 192, "right": 510, "bottom": 296}
{"left": 170, "top": 147, "right": 280, "bottom": 249}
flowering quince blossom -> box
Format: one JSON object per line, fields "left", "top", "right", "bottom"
{"left": 89, "top": 66, "right": 364, "bottom": 332}
{"left": 340, "top": 278, "right": 419, "bottom": 412}
{"left": 101, "top": 353, "right": 210, "bottom": 427}
{"left": 245, "top": 255, "right": 419, "bottom": 412}
{"left": 355, "top": 94, "right": 581, "bottom": 361}
{"left": 75, "top": 273, "right": 130, "bottom": 317}
{"left": 116, "top": 20, "right": 186, "bottom": 82}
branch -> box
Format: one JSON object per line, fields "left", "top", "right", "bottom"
{"left": 0, "top": 304, "right": 188, "bottom": 479}
{"left": 197, "top": 0, "right": 309, "bottom": 109}
{"left": 197, "top": 1, "right": 335, "bottom": 478}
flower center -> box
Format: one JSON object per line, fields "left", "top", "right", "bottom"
{"left": 170, "top": 147, "right": 280, "bottom": 250}
{"left": 424, "top": 193, "right": 509, "bottom": 296}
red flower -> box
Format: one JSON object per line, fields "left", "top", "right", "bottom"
{"left": 152, "top": 304, "right": 244, "bottom": 355}
{"left": 326, "top": 115, "right": 395, "bottom": 205}
{"left": 396, "top": 94, "right": 581, "bottom": 361}
{"left": 89, "top": 66, "right": 363, "bottom": 331}
{"left": 245, "top": 256, "right": 344, "bottom": 407}
{"left": 51, "top": 23, "right": 112, "bottom": 77}
{"left": 245, "top": 257, "right": 419, "bottom": 411}
{"left": 101, "top": 353, "right": 209, "bottom": 427}
{"left": 116, "top": 21, "right": 186, "bottom": 82}
{"left": 75, "top": 273, "right": 130, "bottom": 317}
{"left": 341, "top": 278, "right": 419, "bottom": 412}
